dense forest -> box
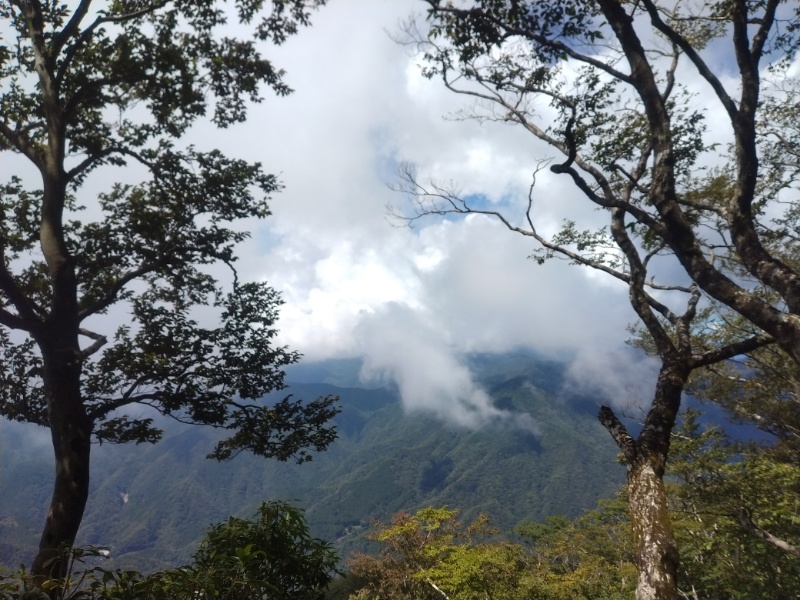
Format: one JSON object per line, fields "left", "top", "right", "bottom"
{"left": 1, "top": 356, "right": 625, "bottom": 570}
{"left": 4, "top": 356, "right": 799, "bottom": 599}
{"left": 1, "top": 1, "right": 799, "bottom": 599}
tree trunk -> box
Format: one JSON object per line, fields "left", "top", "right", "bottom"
{"left": 31, "top": 344, "right": 92, "bottom": 582}
{"left": 628, "top": 457, "right": 679, "bottom": 600}
{"left": 32, "top": 140, "right": 89, "bottom": 581}
{"left": 598, "top": 416, "right": 681, "bottom": 600}
{"left": 601, "top": 361, "right": 687, "bottom": 600}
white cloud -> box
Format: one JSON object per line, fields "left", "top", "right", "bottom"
{"left": 564, "top": 347, "right": 661, "bottom": 415}
{"left": 3, "top": 0, "right": 782, "bottom": 465}
{"left": 211, "top": 1, "right": 654, "bottom": 429}
{"left": 355, "top": 303, "right": 539, "bottom": 433}
{"left": 23, "top": 0, "right": 723, "bottom": 432}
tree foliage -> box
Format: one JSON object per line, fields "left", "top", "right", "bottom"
{"left": 150, "top": 501, "right": 339, "bottom": 600}
{"left": 668, "top": 413, "right": 800, "bottom": 597}
{"left": 344, "top": 469, "right": 799, "bottom": 600}
{"left": 347, "top": 507, "right": 527, "bottom": 600}
{"left": 516, "top": 498, "right": 637, "bottom": 600}
{"left": 0, "top": 0, "right": 336, "bottom": 578}
{"left": 0, "top": 501, "right": 338, "bottom": 600}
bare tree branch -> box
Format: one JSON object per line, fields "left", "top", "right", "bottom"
{"left": 79, "top": 328, "right": 107, "bottom": 358}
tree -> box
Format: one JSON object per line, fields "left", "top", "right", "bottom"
{"left": 414, "top": 0, "right": 800, "bottom": 363}
{"left": 516, "top": 497, "right": 637, "bottom": 600}
{"left": 149, "top": 501, "right": 339, "bottom": 600}
{"left": 0, "top": 501, "right": 338, "bottom": 600}
{"left": 686, "top": 311, "right": 800, "bottom": 462}
{"left": 668, "top": 411, "right": 800, "bottom": 599}
{"left": 516, "top": 451, "right": 799, "bottom": 600}
{"left": 391, "top": 2, "right": 800, "bottom": 598}
{"left": 666, "top": 332, "right": 800, "bottom": 594}
{"left": 396, "top": 161, "right": 770, "bottom": 599}
{"left": 0, "top": 0, "right": 338, "bottom": 581}
{"left": 347, "top": 507, "right": 527, "bottom": 600}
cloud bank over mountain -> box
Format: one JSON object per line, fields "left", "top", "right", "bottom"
{"left": 186, "top": 1, "right": 693, "bottom": 425}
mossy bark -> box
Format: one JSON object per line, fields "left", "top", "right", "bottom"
{"left": 600, "top": 361, "right": 688, "bottom": 600}
{"left": 628, "top": 459, "right": 679, "bottom": 600}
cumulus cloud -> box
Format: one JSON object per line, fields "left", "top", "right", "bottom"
{"left": 208, "top": 0, "right": 650, "bottom": 431}
{"left": 179, "top": 1, "right": 703, "bottom": 430}
{"left": 355, "top": 303, "right": 539, "bottom": 433}
{"left": 563, "top": 347, "right": 661, "bottom": 416}
{"left": 3, "top": 2, "right": 757, "bottom": 448}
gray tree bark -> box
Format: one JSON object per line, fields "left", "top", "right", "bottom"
{"left": 600, "top": 360, "right": 687, "bottom": 600}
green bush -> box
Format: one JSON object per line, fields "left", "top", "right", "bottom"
{"left": 0, "top": 501, "right": 337, "bottom": 600}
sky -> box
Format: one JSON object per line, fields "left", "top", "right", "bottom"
{"left": 186, "top": 0, "right": 667, "bottom": 428}
{"left": 10, "top": 0, "right": 765, "bottom": 435}
{"left": 2, "top": 1, "right": 791, "bottom": 440}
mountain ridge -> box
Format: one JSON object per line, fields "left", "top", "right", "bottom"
{"left": 1, "top": 353, "right": 625, "bottom": 571}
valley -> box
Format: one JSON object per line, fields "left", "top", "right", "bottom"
{"left": 0, "top": 353, "right": 625, "bottom": 571}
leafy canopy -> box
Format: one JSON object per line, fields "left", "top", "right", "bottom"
{"left": 0, "top": 501, "right": 338, "bottom": 600}
{"left": 0, "top": 0, "right": 337, "bottom": 461}
{"left": 348, "top": 507, "right": 527, "bottom": 600}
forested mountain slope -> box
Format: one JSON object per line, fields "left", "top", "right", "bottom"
{"left": 0, "top": 354, "right": 623, "bottom": 571}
